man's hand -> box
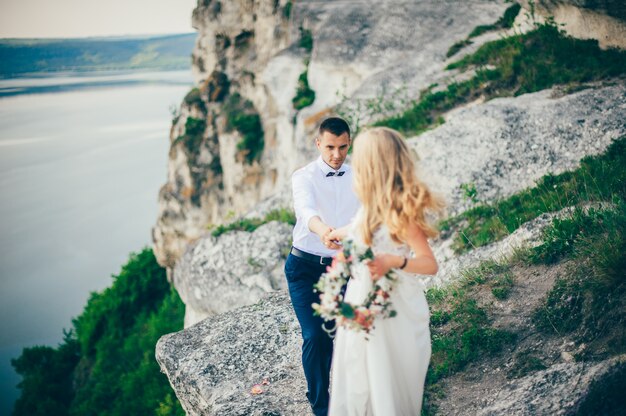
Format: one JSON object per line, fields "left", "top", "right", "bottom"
{"left": 322, "top": 227, "right": 342, "bottom": 250}
{"left": 309, "top": 216, "right": 342, "bottom": 250}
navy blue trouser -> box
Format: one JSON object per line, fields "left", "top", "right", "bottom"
{"left": 284, "top": 252, "right": 334, "bottom": 416}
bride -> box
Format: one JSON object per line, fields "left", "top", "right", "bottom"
{"left": 326, "top": 126, "right": 445, "bottom": 415}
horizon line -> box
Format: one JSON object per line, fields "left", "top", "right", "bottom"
{"left": 0, "top": 31, "right": 197, "bottom": 42}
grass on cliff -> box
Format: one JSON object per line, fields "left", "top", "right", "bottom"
{"left": 422, "top": 259, "right": 518, "bottom": 414}
{"left": 530, "top": 201, "right": 626, "bottom": 358}
{"left": 440, "top": 136, "right": 626, "bottom": 254}
{"left": 446, "top": 2, "right": 521, "bottom": 58}
{"left": 174, "top": 117, "right": 206, "bottom": 156}
{"left": 293, "top": 68, "right": 316, "bottom": 110}
{"left": 211, "top": 208, "right": 296, "bottom": 237}
{"left": 376, "top": 20, "right": 626, "bottom": 137}
{"left": 183, "top": 87, "right": 206, "bottom": 113}
{"left": 11, "top": 248, "right": 186, "bottom": 416}
{"left": 422, "top": 138, "right": 626, "bottom": 413}
{"left": 224, "top": 92, "right": 265, "bottom": 164}
{"left": 422, "top": 201, "right": 626, "bottom": 414}
{"left": 292, "top": 26, "right": 316, "bottom": 111}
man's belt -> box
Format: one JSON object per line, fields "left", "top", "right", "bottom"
{"left": 290, "top": 247, "right": 333, "bottom": 266}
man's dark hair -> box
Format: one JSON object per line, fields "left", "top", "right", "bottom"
{"left": 318, "top": 117, "right": 351, "bottom": 138}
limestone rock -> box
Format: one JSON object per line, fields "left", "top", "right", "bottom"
{"left": 478, "top": 356, "right": 626, "bottom": 415}
{"left": 409, "top": 83, "right": 626, "bottom": 218}
{"left": 518, "top": 0, "right": 626, "bottom": 49}
{"left": 172, "top": 221, "right": 293, "bottom": 327}
{"left": 155, "top": 292, "right": 311, "bottom": 416}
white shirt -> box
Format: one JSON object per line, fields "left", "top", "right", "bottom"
{"left": 291, "top": 156, "right": 360, "bottom": 257}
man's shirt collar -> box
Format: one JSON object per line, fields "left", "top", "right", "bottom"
{"left": 316, "top": 155, "right": 345, "bottom": 177}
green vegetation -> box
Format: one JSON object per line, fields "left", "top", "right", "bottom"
{"left": 446, "top": 3, "right": 521, "bottom": 58}
{"left": 373, "top": 69, "right": 498, "bottom": 136}
{"left": 211, "top": 208, "right": 296, "bottom": 237}
{"left": 506, "top": 350, "right": 547, "bottom": 379}
{"left": 379, "top": 20, "right": 626, "bottom": 136}
{"left": 183, "top": 87, "right": 206, "bottom": 113}
{"left": 446, "top": 39, "right": 472, "bottom": 59}
{"left": 440, "top": 136, "right": 626, "bottom": 254}
{"left": 292, "top": 69, "right": 316, "bottom": 110}
{"left": 469, "top": 3, "right": 521, "bottom": 38}
{"left": 299, "top": 26, "right": 313, "bottom": 53}
{"left": 224, "top": 93, "right": 265, "bottom": 164}
{"left": 12, "top": 248, "right": 186, "bottom": 416}
{"left": 174, "top": 117, "right": 206, "bottom": 155}
{"left": 447, "top": 21, "right": 626, "bottom": 95}
{"left": 530, "top": 201, "right": 626, "bottom": 358}
{"left": 283, "top": 1, "right": 293, "bottom": 19}
{"left": 0, "top": 33, "right": 196, "bottom": 77}
{"left": 423, "top": 259, "right": 517, "bottom": 414}
{"left": 292, "top": 26, "right": 316, "bottom": 111}
{"left": 423, "top": 137, "right": 626, "bottom": 412}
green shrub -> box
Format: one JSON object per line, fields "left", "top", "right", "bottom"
{"left": 211, "top": 208, "right": 296, "bottom": 237}
{"left": 183, "top": 87, "right": 202, "bottom": 107}
{"left": 224, "top": 93, "right": 265, "bottom": 164}
{"left": 531, "top": 200, "right": 626, "bottom": 357}
{"left": 507, "top": 350, "right": 547, "bottom": 379}
{"left": 175, "top": 117, "right": 206, "bottom": 154}
{"left": 299, "top": 26, "right": 313, "bottom": 52}
{"left": 446, "top": 39, "right": 472, "bottom": 58}
{"left": 293, "top": 70, "right": 316, "bottom": 110}
{"left": 426, "top": 261, "right": 517, "bottom": 385}
{"left": 283, "top": 1, "right": 293, "bottom": 19}
{"left": 11, "top": 331, "right": 80, "bottom": 416}
{"left": 12, "top": 247, "right": 186, "bottom": 416}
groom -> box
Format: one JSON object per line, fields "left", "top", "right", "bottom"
{"left": 285, "top": 116, "right": 360, "bottom": 416}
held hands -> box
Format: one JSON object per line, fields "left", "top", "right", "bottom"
{"left": 322, "top": 227, "right": 342, "bottom": 250}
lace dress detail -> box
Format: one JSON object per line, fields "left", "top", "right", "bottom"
{"left": 328, "top": 221, "right": 432, "bottom": 416}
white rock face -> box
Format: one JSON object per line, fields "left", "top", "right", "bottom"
{"left": 155, "top": 292, "right": 310, "bottom": 416}
{"left": 518, "top": 0, "right": 626, "bottom": 49}
{"left": 173, "top": 221, "right": 292, "bottom": 327}
{"left": 409, "top": 83, "right": 626, "bottom": 217}
{"left": 477, "top": 356, "right": 626, "bottom": 415}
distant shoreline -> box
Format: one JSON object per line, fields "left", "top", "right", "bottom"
{"left": 0, "top": 69, "right": 194, "bottom": 98}
{"left": 0, "top": 33, "right": 196, "bottom": 79}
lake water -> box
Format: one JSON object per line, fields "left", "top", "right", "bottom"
{"left": 0, "top": 70, "right": 194, "bottom": 414}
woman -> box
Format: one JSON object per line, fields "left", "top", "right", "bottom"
{"left": 327, "top": 126, "right": 444, "bottom": 415}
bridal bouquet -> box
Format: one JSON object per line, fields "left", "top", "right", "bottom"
{"left": 312, "top": 239, "right": 398, "bottom": 334}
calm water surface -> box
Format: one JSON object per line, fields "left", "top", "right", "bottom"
{"left": 0, "top": 70, "right": 193, "bottom": 413}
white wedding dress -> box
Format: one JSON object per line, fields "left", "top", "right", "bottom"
{"left": 328, "top": 222, "right": 432, "bottom": 416}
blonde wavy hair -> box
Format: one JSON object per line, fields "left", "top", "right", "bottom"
{"left": 352, "top": 126, "right": 445, "bottom": 246}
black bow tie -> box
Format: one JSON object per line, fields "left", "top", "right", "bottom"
{"left": 326, "top": 171, "right": 345, "bottom": 177}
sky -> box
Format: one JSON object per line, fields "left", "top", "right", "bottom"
{"left": 0, "top": 0, "right": 197, "bottom": 39}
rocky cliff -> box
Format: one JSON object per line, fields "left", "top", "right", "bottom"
{"left": 151, "top": 0, "right": 512, "bottom": 272}
{"left": 156, "top": 81, "right": 626, "bottom": 414}
{"left": 154, "top": 0, "right": 626, "bottom": 414}
{"left": 519, "top": 0, "right": 626, "bottom": 48}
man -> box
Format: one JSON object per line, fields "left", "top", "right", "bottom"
{"left": 284, "top": 117, "right": 360, "bottom": 416}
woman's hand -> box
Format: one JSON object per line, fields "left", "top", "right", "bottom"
{"left": 366, "top": 254, "right": 403, "bottom": 281}
{"left": 327, "top": 225, "right": 349, "bottom": 243}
